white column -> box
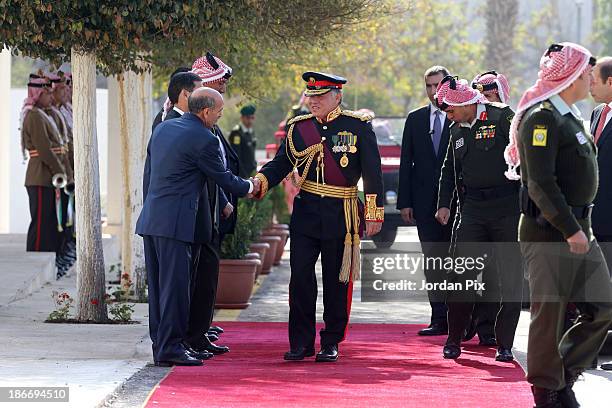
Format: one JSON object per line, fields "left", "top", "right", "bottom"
{"left": 0, "top": 47, "right": 11, "bottom": 233}
{"left": 116, "top": 66, "right": 151, "bottom": 299}
{"left": 104, "top": 78, "right": 122, "bottom": 235}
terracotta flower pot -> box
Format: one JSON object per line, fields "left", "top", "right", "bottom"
{"left": 244, "top": 252, "right": 262, "bottom": 279}
{"left": 262, "top": 228, "right": 289, "bottom": 265}
{"left": 248, "top": 243, "right": 270, "bottom": 279}
{"left": 215, "top": 259, "right": 259, "bottom": 309}
{"left": 257, "top": 235, "right": 280, "bottom": 274}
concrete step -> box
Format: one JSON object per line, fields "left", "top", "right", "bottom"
{"left": 0, "top": 233, "right": 120, "bottom": 308}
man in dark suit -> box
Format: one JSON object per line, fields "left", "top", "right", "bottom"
{"left": 590, "top": 56, "right": 612, "bottom": 273}
{"left": 144, "top": 72, "right": 203, "bottom": 201}
{"left": 397, "top": 66, "right": 453, "bottom": 336}
{"left": 136, "top": 87, "right": 258, "bottom": 366}
{"left": 151, "top": 67, "right": 191, "bottom": 132}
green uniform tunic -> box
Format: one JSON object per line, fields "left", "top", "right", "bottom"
{"left": 517, "top": 95, "right": 612, "bottom": 391}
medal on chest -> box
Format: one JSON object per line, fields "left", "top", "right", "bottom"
{"left": 332, "top": 131, "right": 357, "bottom": 167}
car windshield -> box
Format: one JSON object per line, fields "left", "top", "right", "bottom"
{"left": 372, "top": 117, "right": 405, "bottom": 146}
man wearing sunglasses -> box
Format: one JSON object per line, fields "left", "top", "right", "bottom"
{"left": 435, "top": 76, "right": 523, "bottom": 364}
{"left": 506, "top": 42, "right": 612, "bottom": 408}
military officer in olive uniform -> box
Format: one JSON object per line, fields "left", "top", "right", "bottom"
{"left": 253, "top": 72, "right": 384, "bottom": 363}
{"left": 505, "top": 42, "right": 612, "bottom": 408}
{"left": 435, "top": 76, "right": 523, "bottom": 363}
{"left": 229, "top": 104, "right": 258, "bottom": 178}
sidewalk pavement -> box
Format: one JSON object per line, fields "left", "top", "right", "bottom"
{"left": 0, "top": 234, "right": 151, "bottom": 408}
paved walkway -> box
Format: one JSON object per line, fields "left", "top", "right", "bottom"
{"left": 0, "top": 234, "right": 151, "bottom": 408}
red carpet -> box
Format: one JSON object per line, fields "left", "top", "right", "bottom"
{"left": 145, "top": 322, "right": 533, "bottom": 408}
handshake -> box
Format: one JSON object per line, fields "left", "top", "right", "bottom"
{"left": 247, "top": 176, "right": 262, "bottom": 199}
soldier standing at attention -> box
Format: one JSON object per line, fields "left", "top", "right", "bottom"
{"left": 435, "top": 76, "right": 523, "bottom": 363}
{"left": 253, "top": 72, "right": 384, "bottom": 362}
{"left": 21, "top": 75, "right": 74, "bottom": 279}
{"left": 505, "top": 42, "right": 612, "bottom": 408}
{"left": 229, "top": 104, "right": 258, "bottom": 178}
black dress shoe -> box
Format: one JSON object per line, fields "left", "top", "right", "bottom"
{"left": 206, "top": 332, "right": 219, "bottom": 342}
{"left": 315, "top": 344, "right": 338, "bottom": 362}
{"left": 495, "top": 347, "right": 514, "bottom": 362}
{"left": 531, "top": 386, "right": 562, "bottom": 408}
{"left": 184, "top": 344, "right": 214, "bottom": 360}
{"left": 283, "top": 346, "right": 315, "bottom": 361}
{"left": 191, "top": 335, "right": 230, "bottom": 355}
{"left": 478, "top": 336, "right": 497, "bottom": 346}
{"left": 443, "top": 344, "right": 461, "bottom": 359}
{"left": 209, "top": 326, "right": 224, "bottom": 334}
{"left": 156, "top": 352, "right": 203, "bottom": 367}
{"left": 418, "top": 323, "right": 448, "bottom": 336}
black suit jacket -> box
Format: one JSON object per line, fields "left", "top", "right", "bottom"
{"left": 397, "top": 105, "right": 451, "bottom": 221}
{"left": 215, "top": 125, "right": 240, "bottom": 236}
{"left": 591, "top": 104, "right": 612, "bottom": 235}
{"left": 136, "top": 113, "right": 250, "bottom": 243}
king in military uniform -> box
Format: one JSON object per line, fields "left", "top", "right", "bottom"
{"left": 253, "top": 72, "right": 384, "bottom": 362}
{"left": 506, "top": 42, "right": 612, "bottom": 408}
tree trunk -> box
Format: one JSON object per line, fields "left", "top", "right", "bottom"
{"left": 484, "top": 0, "right": 519, "bottom": 76}
{"left": 116, "top": 66, "right": 151, "bottom": 300}
{"left": 72, "top": 48, "right": 108, "bottom": 322}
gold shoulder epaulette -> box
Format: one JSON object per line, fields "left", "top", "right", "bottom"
{"left": 287, "top": 113, "right": 314, "bottom": 125}
{"left": 341, "top": 110, "right": 375, "bottom": 122}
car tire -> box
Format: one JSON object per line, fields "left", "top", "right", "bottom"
{"left": 372, "top": 226, "right": 397, "bottom": 249}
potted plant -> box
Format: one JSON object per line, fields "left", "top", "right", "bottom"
{"left": 216, "top": 200, "right": 260, "bottom": 309}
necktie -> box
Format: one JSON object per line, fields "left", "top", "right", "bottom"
{"left": 432, "top": 110, "right": 442, "bottom": 156}
{"left": 594, "top": 105, "right": 611, "bottom": 145}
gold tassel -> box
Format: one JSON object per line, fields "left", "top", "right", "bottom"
{"left": 339, "top": 232, "right": 353, "bottom": 283}
{"left": 351, "top": 233, "right": 361, "bottom": 281}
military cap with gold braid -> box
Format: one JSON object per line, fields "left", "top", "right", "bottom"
{"left": 302, "top": 71, "right": 347, "bottom": 96}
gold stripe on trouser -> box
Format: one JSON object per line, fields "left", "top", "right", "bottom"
{"left": 300, "top": 180, "right": 361, "bottom": 282}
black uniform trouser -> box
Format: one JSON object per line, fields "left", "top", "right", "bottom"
{"left": 143, "top": 235, "right": 192, "bottom": 362}
{"left": 26, "top": 186, "right": 70, "bottom": 253}
{"left": 416, "top": 217, "right": 452, "bottom": 326}
{"left": 447, "top": 212, "right": 523, "bottom": 348}
{"left": 289, "top": 231, "right": 352, "bottom": 350}
{"left": 186, "top": 236, "right": 220, "bottom": 345}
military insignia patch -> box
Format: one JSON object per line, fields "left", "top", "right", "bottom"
{"left": 455, "top": 138, "right": 464, "bottom": 149}
{"left": 532, "top": 125, "right": 548, "bottom": 147}
{"left": 232, "top": 135, "right": 241, "bottom": 145}
{"left": 575, "top": 131, "right": 588, "bottom": 145}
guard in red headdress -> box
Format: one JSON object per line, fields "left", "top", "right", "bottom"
{"left": 434, "top": 76, "right": 522, "bottom": 363}
{"left": 21, "top": 74, "right": 74, "bottom": 279}
{"left": 508, "top": 42, "right": 612, "bottom": 408}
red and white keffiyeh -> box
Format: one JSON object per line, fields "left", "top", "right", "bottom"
{"left": 436, "top": 77, "right": 488, "bottom": 107}
{"left": 472, "top": 72, "right": 510, "bottom": 103}
{"left": 504, "top": 42, "right": 593, "bottom": 180}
